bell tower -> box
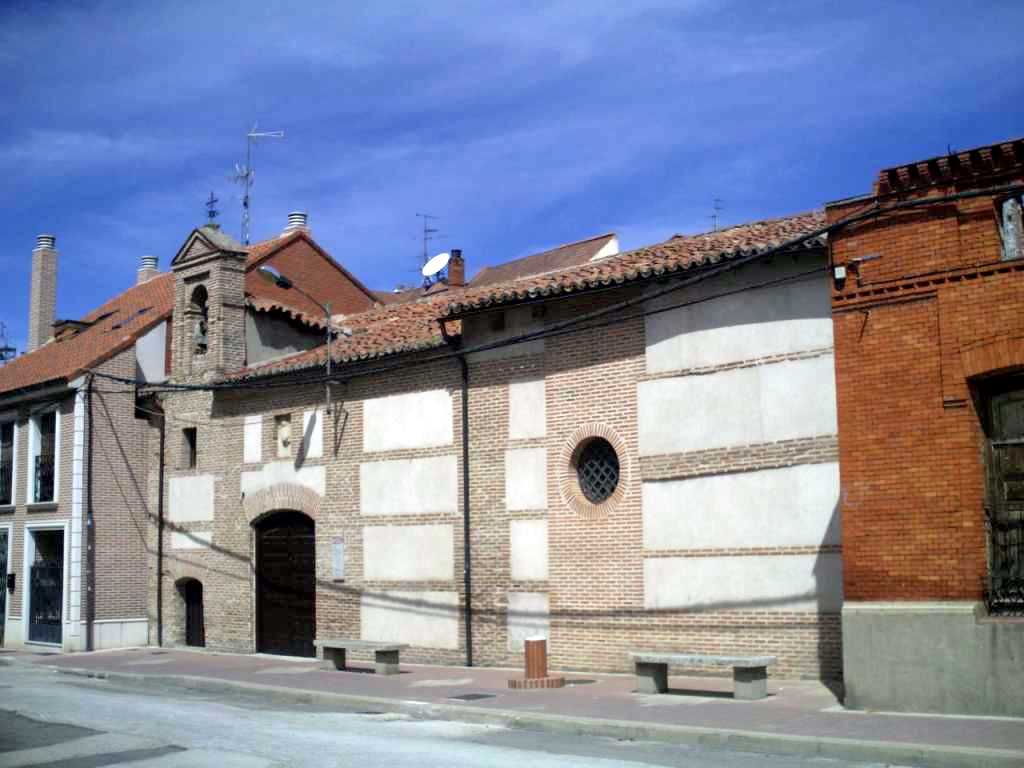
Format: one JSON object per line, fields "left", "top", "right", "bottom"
{"left": 170, "top": 224, "right": 248, "bottom": 381}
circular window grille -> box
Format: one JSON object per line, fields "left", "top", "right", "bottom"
{"left": 576, "top": 438, "right": 620, "bottom": 504}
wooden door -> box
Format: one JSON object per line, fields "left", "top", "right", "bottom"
{"left": 256, "top": 512, "right": 315, "bottom": 657}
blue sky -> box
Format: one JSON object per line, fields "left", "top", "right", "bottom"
{"left": 1, "top": 1, "right": 1022, "bottom": 352}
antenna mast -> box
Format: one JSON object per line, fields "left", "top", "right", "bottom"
{"left": 415, "top": 213, "right": 441, "bottom": 265}
{"left": 0, "top": 322, "right": 15, "bottom": 365}
{"left": 232, "top": 124, "right": 284, "bottom": 245}
{"left": 709, "top": 198, "right": 724, "bottom": 232}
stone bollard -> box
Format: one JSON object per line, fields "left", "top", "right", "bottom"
{"left": 508, "top": 636, "right": 565, "bottom": 689}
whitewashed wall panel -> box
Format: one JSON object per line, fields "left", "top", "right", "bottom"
{"left": 362, "top": 389, "right": 453, "bottom": 452}
{"left": 507, "top": 591, "right": 550, "bottom": 651}
{"left": 360, "top": 455, "right": 458, "bottom": 515}
{"left": 171, "top": 531, "right": 212, "bottom": 550}
{"left": 243, "top": 414, "right": 262, "bottom": 464}
{"left": 302, "top": 409, "right": 323, "bottom": 459}
{"left": 505, "top": 448, "right": 547, "bottom": 511}
{"left": 362, "top": 524, "right": 454, "bottom": 581}
{"left": 168, "top": 475, "right": 215, "bottom": 522}
{"left": 643, "top": 463, "right": 840, "bottom": 550}
{"left": 643, "top": 554, "right": 843, "bottom": 611}
{"left": 240, "top": 462, "right": 325, "bottom": 497}
{"left": 508, "top": 379, "right": 546, "bottom": 439}
{"left": 637, "top": 355, "right": 837, "bottom": 455}
{"left": 645, "top": 263, "right": 831, "bottom": 374}
{"left": 360, "top": 590, "right": 459, "bottom": 649}
{"left": 510, "top": 519, "right": 548, "bottom": 581}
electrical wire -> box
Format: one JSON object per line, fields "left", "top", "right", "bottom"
{"left": 84, "top": 181, "right": 1024, "bottom": 395}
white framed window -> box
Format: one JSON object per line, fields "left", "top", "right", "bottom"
{"left": 0, "top": 416, "right": 16, "bottom": 506}
{"left": 27, "top": 408, "right": 60, "bottom": 505}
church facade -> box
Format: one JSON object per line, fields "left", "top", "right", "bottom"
{"left": 155, "top": 211, "right": 843, "bottom": 678}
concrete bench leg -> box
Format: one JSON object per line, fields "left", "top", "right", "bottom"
{"left": 635, "top": 662, "right": 668, "bottom": 694}
{"left": 375, "top": 650, "right": 400, "bottom": 675}
{"left": 733, "top": 666, "right": 767, "bottom": 700}
{"left": 326, "top": 648, "right": 346, "bottom": 671}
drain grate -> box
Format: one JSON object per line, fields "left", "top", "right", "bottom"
{"left": 566, "top": 679, "right": 597, "bottom": 686}
{"left": 448, "top": 693, "right": 496, "bottom": 702}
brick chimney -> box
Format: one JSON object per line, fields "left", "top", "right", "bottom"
{"left": 137, "top": 255, "right": 159, "bottom": 285}
{"left": 448, "top": 248, "right": 465, "bottom": 287}
{"left": 27, "top": 234, "right": 58, "bottom": 352}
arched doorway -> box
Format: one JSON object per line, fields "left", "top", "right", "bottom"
{"left": 255, "top": 511, "right": 315, "bottom": 657}
{"left": 180, "top": 579, "right": 205, "bottom": 647}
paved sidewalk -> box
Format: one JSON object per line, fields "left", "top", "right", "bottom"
{"left": 18, "top": 648, "right": 1024, "bottom": 767}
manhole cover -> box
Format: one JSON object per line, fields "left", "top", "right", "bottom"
{"left": 448, "top": 693, "right": 496, "bottom": 702}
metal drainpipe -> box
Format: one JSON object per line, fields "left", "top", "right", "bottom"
{"left": 459, "top": 354, "right": 473, "bottom": 667}
{"left": 85, "top": 376, "right": 95, "bottom": 652}
{"left": 156, "top": 408, "right": 166, "bottom": 646}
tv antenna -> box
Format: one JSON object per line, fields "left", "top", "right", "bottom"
{"left": 205, "top": 191, "right": 220, "bottom": 223}
{"left": 709, "top": 198, "right": 725, "bottom": 231}
{"left": 421, "top": 252, "right": 451, "bottom": 287}
{"left": 415, "top": 213, "right": 442, "bottom": 265}
{"left": 231, "top": 124, "right": 284, "bottom": 245}
{"left": 0, "top": 322, "right": 15, "bottom": 365}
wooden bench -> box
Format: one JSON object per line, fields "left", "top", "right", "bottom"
{"left": 314, "top": 639, "right": 409, "bottom": 675}
{"left": 627, "top": 651, "right": 777, "bottom": 700}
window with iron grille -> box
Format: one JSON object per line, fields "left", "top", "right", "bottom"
{"left": 0, "top": 421, "right": 13, "bottom": 506}
{"left": 575, "top": 438, "right": 620, "bottom": 504}
{"left": 32, "top": 411, "right": 57, "bottom": 504}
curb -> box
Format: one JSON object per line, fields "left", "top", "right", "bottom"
{"left": 43, "top": 664, "right": 1024, "bottom": 768}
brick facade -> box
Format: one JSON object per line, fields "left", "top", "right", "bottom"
{"left": 829, "top": 153, "right": 1024, "bottom": 603}
{"left": 157, "top": 273, "right": 841, "bottom": 680}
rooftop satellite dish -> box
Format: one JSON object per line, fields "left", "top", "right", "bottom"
{"left": 422, "top": 251, "right": 451, "bottom": 279}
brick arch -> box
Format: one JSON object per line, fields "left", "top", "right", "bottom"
{"left": 961, "top": 336, "right": 1024, "bottom": 380}
{"left": 242, "top": 483, "right": 322, "bottom": 524}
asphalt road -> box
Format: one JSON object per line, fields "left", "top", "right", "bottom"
{"left": 0, "top": 659, "right": 910, "bottom": 768}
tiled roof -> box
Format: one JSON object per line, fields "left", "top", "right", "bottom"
{"left": 467, "top": 233, "right": 618, "bottom": 288}
{"left": 444, "top": 211, "right": 827, "bottom": 316}
{"left": 0, "top": 273, "right": 174, "bottom": 395}
{"left": 229, "top": 294, "right": 453, "bottom": 380}
{"left": 874, "top": 137, "right": 1024, "bottom": 197}
{"left": 230, "top": 210, "right": 827, "bottom": 381}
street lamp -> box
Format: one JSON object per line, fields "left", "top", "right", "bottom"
{"left": 257, "top": 265, "right": 346, "bottom": 414}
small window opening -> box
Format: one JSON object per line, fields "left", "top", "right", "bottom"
{"left": 575, "top": 437, "right": 620, "bottom": 505}
{"left": 489, "top": 312, "right": 506, "bottom": 332}
{"left": 0, "top": 421, "right": 14, "bottom": 506}
{"left": 1000, "top": 196, "right": 1023, "bottom": 262}
{"left": 183, "top": 427, "right": 197, "bottom": 469}
{"left": 33, "top": 411, "right": 57, "bottom": 503}
{"left": 188, "top": 285, "right": 209, "bottom": 356}
{"left": 275, "top": 415, "right": 292, "bottom": 458}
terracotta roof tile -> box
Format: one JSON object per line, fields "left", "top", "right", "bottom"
{"left": 444, "top": 211, "right": 827, "bottom": 316}
{"left": 467, "top": 232, "right": 617, "bottom": 288}
{"left": 0, "top": 273, "right": 174, "bottom": 395}
{"left": 229, "top": 294, "right": 452, "bottom": 380}
{"left": 230, "top": 210, "right": 827, "bottom": 381}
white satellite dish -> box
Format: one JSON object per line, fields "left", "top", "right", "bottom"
{"left": 422, "top": 251, "right": 451, "bottom": 278}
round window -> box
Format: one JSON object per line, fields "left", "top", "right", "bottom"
{"left": 575, "top": 437, "right": 620, "bottom": 504}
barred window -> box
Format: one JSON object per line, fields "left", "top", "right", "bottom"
{"left": 575, "top": 438, "right": 620, "bottom": 504}
{"left": 0, "top": 421, "right": 13, "bottom": 505}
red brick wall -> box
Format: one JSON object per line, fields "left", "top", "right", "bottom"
{"left": 830, "top": 176, "right": 1024, "bottom": 603}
